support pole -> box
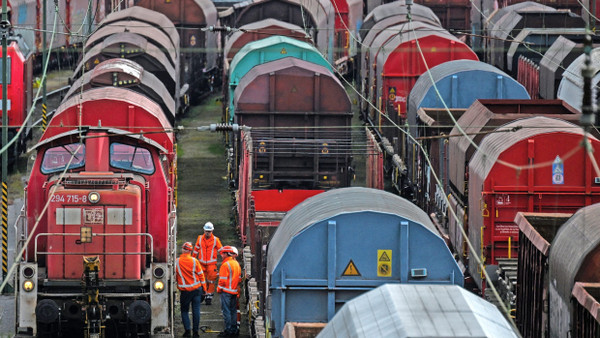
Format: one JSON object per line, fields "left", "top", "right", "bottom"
{"left": 0, "top": 0, "right": 10, "bottom": 289}
{"left": 42, "top": 0, "right": 47, "bottom": 132}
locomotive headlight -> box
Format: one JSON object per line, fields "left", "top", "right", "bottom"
{"left": 23, "top": 280, "right": 34, "bottom": 292}
{"left": 153, "top": 280, "right": 165, "bottom": 292}
{"left": 88, "top": 192, "right": 100, "bottom": 204}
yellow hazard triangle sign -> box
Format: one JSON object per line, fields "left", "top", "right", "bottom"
{"left": 342, "top": 260, "right": 361, "bottom": 276}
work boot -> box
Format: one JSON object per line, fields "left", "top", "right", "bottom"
{"left": 217, "top": 332, "right": 229, "bottom": 337}
{"left": 182, "top": 330, "right": 191, "bottom": 337}
{"left": 193, "top": 331, "right": 200, "bottom": 338}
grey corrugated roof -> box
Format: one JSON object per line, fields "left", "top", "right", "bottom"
{"left": 408, "top": 60, "right": 511, "bottom": 122}
{"left": 267, "top": 187, "right": 435, "bottom": 273}
{"left": 448, "top": 100, "right": 494, "bottom": 196}
{"left": 557, "top": 47, "right": 600, "bottom": 111}
{"left": 317, "top": 284, "right": 519, "bottom": 338}
{"left": 469, "top": 117, "right": 585, "bottom": 185}
{"left": 549, "top": 204, "right": 600, "bottom": 303}
{"left": 506, "top": 28, "right": 586, "bottom": 72}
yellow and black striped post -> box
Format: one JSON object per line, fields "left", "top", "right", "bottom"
{"left": 42, "top": 103, "right": 48, "bottom": 132}
{"left": 1, "top": 182, "right": 7, "bottom": 279}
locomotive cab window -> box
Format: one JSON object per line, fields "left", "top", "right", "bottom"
{"left": 0, "top": 57, "right": 11, "bottom": 84}
{"left": 41, "top": 143, "right": 85, "bottom": 174}
{"left": 110, "top": 142, "right": 154, "bottom": 174}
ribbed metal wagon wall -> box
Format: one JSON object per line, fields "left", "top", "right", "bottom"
{"left": 134, "top": 0, "right": 218, "bottom": 97}
{"left": 572, "top": 282, "right": 600, "bottom": 338}
{"left": 514, "top": 212, "right": 571, "bottom": 338}
{"left": 234, "top": 57, "right": 352, "bottom": 189}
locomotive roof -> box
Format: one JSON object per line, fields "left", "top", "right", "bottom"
{"left": 550, "top": 204, "right": 600, "bottom": 304}
{"left": 317, "top": 284, "right": 518, "bottom": 337}
{"left": 267, "top": 187, "right": 436, "bottom": 273}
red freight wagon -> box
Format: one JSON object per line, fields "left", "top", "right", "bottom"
{"left": 370, "top": 20, "right": 477, "bottom": 141}
{"left": 359, "top": 2, "right": 441, "bottom": 117}
{"left": 329, "top": 0, "right": 362, "bottom": 73}
{"left": 26, "top": 88, "right": 175, "bottom": 264}
{"left": 468, "top": 116, "right": 600, "bottom": 292}
{"left": 0, "top": 37, "right": 33, "bottom": 160}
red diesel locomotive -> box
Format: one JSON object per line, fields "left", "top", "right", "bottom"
{"left": 14, "top": 7, "right": 178, "bottom": 337}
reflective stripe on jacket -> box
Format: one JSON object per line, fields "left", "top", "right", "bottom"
{"left": 217, "top": 256, "right": 241, "bottom": 295}
{"left": 175, "top": 253, "right": 206, "bottom": 292}
{"left": 193, "top": 234, "right": 223, "bottom": 264}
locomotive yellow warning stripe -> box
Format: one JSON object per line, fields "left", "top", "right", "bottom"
{"left": 1, "top": 182, "right": 8, "bottom": 274}
{"left": 42, "top": 103, "right": 47, "bottom": 132}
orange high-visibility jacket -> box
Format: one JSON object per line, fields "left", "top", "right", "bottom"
{"left": 217, "top": 256, "right": 241, "bottom": 295}
{"left": 175, "top": 253, "right": 207, "bottom": 292}
{"left": 193, "top": 233, "right": 223, "bottom": 265}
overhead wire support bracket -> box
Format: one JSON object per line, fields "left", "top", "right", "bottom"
{"left": 581, "top": 32, "right": 596, "bottom": 129}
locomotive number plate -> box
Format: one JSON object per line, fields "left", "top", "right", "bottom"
{"left": 84, "top": 208, "right": 104, "bottom": 225}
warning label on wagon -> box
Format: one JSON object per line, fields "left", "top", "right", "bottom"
{"left": 377, "top": 250, "right": 392, "bottom": 277}
{"left": 342, "top": 260, "right": 361, "bottom": 276}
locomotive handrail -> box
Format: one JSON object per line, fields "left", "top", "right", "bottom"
{"left": 14, "top": 204, "right": 27, "bottom": 260}
{"left": 34, "top": 232, "right": 154, "bottom": 263}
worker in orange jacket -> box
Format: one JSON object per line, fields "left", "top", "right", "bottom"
{"left": 192, "top": 221, "right": 223, "bottom": 305}
{"left": 217, "top": 246, "right": 242, "bottom": 337}
{"left": 176, "top": 242, "right": 207, "bottom": 338}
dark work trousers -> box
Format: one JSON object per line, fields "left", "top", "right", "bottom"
{"left": 180, "top": 288, "right": 202, "bottom": 331}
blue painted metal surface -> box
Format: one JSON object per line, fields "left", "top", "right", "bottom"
{"left": 408, "top": 60, "right": 530, "bottom": 121}
{"left": 227, "top": 35, "right": 331, "bottom": 122}
{"left": 266, "top": 187, "right": 463, "bottom": 337}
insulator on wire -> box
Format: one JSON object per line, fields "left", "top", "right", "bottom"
{"left": 581, "top": 33, "right": 596, "bottom": 127}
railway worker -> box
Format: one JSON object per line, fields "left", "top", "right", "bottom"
{"left": 217, "top": 246, "right": 242, "bottom": 337}
{"left": 176, "top": 241, "right": 207, "bottom": 338}
{"left": 192, "top": 221, "right": 223, "bottom": 305}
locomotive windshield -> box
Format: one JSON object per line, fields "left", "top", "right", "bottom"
{"left": 41, "top": 143, "right": 85, "bottom": 174}
{"left": 110, "top": 142, "right": 155, "bottom": 174}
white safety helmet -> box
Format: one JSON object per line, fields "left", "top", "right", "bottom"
{"left": 219, "top": 246, "right": 238, "bottom": 256}
{"left": 204, "top": 222, "right": 214, "bottom": 231}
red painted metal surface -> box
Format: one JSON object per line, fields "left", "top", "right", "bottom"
{"left": 370, "top": 21, "right": 477, "bottom": 141}
{"left": 0, "top": 41, "right": 32, "bottom": 134}
{"left": 47, "top": 186, "right": 143, "bottom": 280}
{"left": 518, "top": 56, "right": 540, "bottom": 99}
{"left": 468, "top": 117, "right": 600, "bottom": 292}
{"left": 252, "top": 190, "right": 324, "bottom": 212}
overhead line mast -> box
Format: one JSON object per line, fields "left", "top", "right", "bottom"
{"left": 0, "top": 0, "right": 9, "bottom": 290}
